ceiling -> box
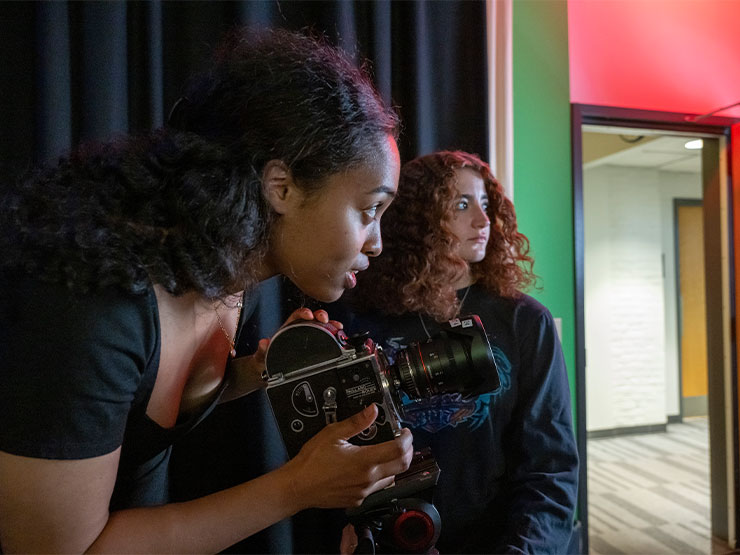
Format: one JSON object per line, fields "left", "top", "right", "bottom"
{"left": 583, "top": 133, "right": 703, "bottom": 174}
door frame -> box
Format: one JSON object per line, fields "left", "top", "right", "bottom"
{"left": 571, "top": 104, "right": 739, "bottom": 552}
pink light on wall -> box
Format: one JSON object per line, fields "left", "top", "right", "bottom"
{"left": 568, "top": 0, "right": 740, "bottom": 118}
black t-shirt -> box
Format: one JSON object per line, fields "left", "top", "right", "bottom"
{"left": 0, "top": 272, "right": 235, "bottom": 510}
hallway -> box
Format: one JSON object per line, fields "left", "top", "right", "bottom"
{"left": 587, "top": 417, "right": 736, "bottom": 554}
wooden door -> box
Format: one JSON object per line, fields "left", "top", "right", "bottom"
{"left": 677, "top": 202, "right": 708, "bottom": 408}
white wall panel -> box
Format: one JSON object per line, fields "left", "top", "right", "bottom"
{"left": 584, "top": 165, "right": 700, "bottom": 432}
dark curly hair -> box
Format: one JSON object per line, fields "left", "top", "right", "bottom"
{"left": 0, "top": 28, "right": 399, "bottom": 299}
{"left": 352, "top": 151, "right": 535, "bottom": 321}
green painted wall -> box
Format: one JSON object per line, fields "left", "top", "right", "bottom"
{"left": 512, "top": 1, "right": 576, "bottom": 409}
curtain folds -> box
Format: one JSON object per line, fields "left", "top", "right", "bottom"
{"left": 2, "top": 0, "right": 488, "bottom": 168}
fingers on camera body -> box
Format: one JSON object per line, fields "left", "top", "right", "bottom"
{"left": 284, "top": 307, "right": 344, "bottom": 329}
{"left": 343, "top": 406, "right": 412, "bottom": 466}
{"left": 347, "top": 411, "right": 414, "bottom": 502}
{"left": 362, "top": 429, "right": 414, "bottom": 480}
{"left": 315, "top": 406, "right": 413, "bottom": 506}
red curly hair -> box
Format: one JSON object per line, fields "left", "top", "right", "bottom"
{"left": 352, "top": 151, "right": 535, "bottom": 321}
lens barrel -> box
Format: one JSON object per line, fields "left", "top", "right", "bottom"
{"left": 391, "top": 315, "right": 500, "bottom": 400}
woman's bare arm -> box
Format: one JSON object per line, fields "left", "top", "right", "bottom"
{"left": 0, "top": 405, "right": 412, "bottom": 554}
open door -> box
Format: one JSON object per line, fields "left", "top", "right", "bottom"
{"left": 572, "top": 105, "right": 740, "bottom": 553}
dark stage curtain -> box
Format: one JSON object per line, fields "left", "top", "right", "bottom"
{"left": 0, "top": 1, "right": 488, "bottom": 552}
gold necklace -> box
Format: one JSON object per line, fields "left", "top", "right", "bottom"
{"left": 214, "top": 296, "right": 243, "bottom": 358}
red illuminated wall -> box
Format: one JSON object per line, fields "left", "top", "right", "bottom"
{"left": 568, "top": 0, "right": 740, "bottom": 118}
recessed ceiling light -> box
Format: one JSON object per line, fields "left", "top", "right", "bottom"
{"left": 685, "top": 139, "right": 703, "bottom": 150}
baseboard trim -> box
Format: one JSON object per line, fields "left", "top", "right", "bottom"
{"left": 682, "top": 395, "right": 708, "bottom": 418}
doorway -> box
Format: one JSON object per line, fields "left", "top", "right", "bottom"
{"left": 571, "top": 105, "right": 738, "bottom": 555}
{"left": 581, "top": 126, "right": 711, "bottom": 553}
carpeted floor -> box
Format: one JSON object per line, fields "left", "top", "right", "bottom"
{"left": 587, "top": 417, "right": 737, "bottom": 554}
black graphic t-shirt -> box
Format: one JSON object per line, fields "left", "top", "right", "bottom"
{"left": 336, "top": 285, "right": 579, "bottom": 554}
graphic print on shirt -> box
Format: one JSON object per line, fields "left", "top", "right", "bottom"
{"left": 389, "top": 340, "right": 512, "bottom": 433}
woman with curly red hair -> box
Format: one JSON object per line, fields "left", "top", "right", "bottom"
{"left": 339, "top": 150, "right": 579, "bottom": 554}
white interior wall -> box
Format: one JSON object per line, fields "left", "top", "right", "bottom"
{"left": 584, "top": 165, "right": 615, "bottom": 431}
{"left": 584, "top": 165, "right": 701, "bottom": 432}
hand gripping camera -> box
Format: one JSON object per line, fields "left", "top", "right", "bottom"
{"left": 263, "top": 315, "right": 500, "bottom": 553}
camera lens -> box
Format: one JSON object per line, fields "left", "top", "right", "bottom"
{"left": 390, "top": 315, "right": 500, "bottom": 400}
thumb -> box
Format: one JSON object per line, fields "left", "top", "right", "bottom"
{"left": 254, "top": 338, "right": 269, "bottom": 365}
{"left": 334, "top": 404, "right": 378, "bottom": 441}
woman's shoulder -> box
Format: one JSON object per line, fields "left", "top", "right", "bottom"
{"left": 466, "top": 285, "right": 554, "bottom": 329}
{"left": 510, "top": 291, "right": 552, "bottom": 317}
{"left": 466, "top": 284, "right": 539, "bottom": 310}
{"left": 0, "top": 272, "right": 160, "bottom": 460}
{"left": 1, "top": 271, "right": 159, "bottom": 354}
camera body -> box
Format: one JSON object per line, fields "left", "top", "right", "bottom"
{"left": 264, "top": 321, "right": 402, "bottom": 458}
{"left": 264, "top": 315, "right": 500, "bottom": 458}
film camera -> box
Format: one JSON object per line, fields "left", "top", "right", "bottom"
{"left": 263, "top": 315, "right": 500, "bottom": 553}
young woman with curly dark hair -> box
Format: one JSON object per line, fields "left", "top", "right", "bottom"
{"left": 337, "top": 151, "right": 579, "bottom": 554}
{"left": 0, "top": 28, "right": 413, "bottom": 553}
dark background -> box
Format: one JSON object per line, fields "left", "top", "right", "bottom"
{"left": 0, "top": 0, "right": 488, "bottom": 178}
{"left": 0, "top": 1, "right": 488, "bottom": 551}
